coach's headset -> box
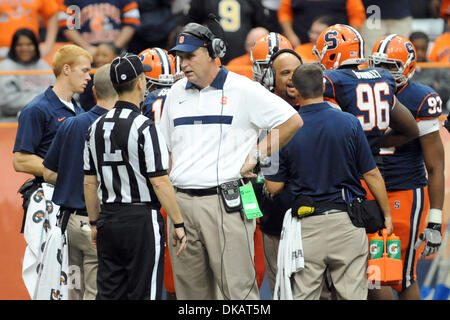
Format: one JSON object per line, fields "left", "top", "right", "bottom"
{"left": 179, "top": 20, "right": 227, "bottom": 59}
{"left": 261, "top": 47, "right": 303, "bottom": 91}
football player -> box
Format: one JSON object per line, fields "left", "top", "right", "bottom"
{"left": 367, "top": 34, "right": 445, "bottom": 300}
{"left": 139, "top": 47, "right": 176, "bottom": 123}
{"left": 250, "top": 32, "right": 293, "bottom": 84}
{"left": 139, "top": 47, "right": 177, "bottom": 299}
{"left": 314, "top": 24, "right": 419, "bottom": 158}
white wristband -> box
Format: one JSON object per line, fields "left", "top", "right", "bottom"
{"left": 429, "top": 208, "right": 442, "bottom": 224}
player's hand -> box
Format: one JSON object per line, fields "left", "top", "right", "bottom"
{"left": 414, "top": 223, "right": 442, "bottom": 257}
{"left": 172, "top": 226, "right": 187, "bottom": 256}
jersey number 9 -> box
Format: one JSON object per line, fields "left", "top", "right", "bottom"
{"left": 219, "top": 0, "right": 241, "bottom": 32}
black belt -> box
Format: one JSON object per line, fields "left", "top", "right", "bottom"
{"left": 61, "top": 207, "right": 88, "bottom": 217}
{"left": 175, "top": 186, "right": 218, "bottom": 197}
{"left": 314, "top": 202, "right": 347, "bottom": 215}
{"left": 101, "top": 202, "right": 158, "bottom": 211}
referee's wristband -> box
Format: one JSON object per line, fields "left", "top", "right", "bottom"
{"left": 89, "top": 220, "right": 97, "bottom": 227}
{"left": 174, "top": 222, "right": 185, "bottom": 229}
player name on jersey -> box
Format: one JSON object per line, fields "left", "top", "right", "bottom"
{"left": 352, "top": 70, "right": 382, "bottom": 80}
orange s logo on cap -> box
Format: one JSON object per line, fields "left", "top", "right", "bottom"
{"left": 179, "top": 36, "right": 184, "bottom": 43}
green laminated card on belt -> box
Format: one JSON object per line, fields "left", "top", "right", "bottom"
{"left": 239, "top": 184, "right": 263, "bottom": 219}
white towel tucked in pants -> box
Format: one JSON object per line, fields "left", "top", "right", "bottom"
{"left": 273, "top": 209, "right": 304, "bottom": 300}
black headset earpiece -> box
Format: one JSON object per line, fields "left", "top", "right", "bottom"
{"left": 181, "top": 22, "right": 226, "bottom": 59}
{"left": 262, "top": 48, "right": 303, "bottom": 90}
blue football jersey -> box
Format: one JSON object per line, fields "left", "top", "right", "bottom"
{"left": 323, "top": 67, "right": 397, "bottom": 156}
{"left": 142, "top": 88, "right": 170, "bottom": 124}
{"left": 378, "top": 82, "right": 442, "bottom": 191}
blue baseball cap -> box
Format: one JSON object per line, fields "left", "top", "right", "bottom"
{"left": 169, "top": 34, "right": 208, "bottom": 54}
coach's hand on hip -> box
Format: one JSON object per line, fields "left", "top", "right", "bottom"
{"left": 240, "top": 152, "right": 258, "bottom": 178}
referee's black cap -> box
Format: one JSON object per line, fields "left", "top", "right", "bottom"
{"left": 110, "top": 52, "right": 152, "bottom": 85}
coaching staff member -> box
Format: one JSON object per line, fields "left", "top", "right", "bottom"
{"left": 257, "top": 48, "right": 303, "bottom": 294}
{"left": 160, "top": 23, "right": 303, "bottom": 300}
{"left": 42, "top": 64, "right": 118, "bottom": 300}
{"left": 83, "top": 53, "right": 187, "bottom": 300}
{"left": 13, "top": 44, "right": 92, "bottom": 231}
{"left": 265, "top": 64, "right": 393, "bottom": 300}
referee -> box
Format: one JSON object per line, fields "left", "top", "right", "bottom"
{"left": 83, "top": 53, "right": 187, "bottom": 300}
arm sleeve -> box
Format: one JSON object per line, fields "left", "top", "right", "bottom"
{"left": 13, "top": 107, "right": 45, "bottom": 154}
{"left": 246, "top": 81, "right": 296, "bottom": 130}
{"left": 346, "top": 0, "right": 366, "bottom": 29}
{"left": 278, "top": 0, "right": 293, "bottom": 23}
{"left": 121, "top": 0, "right": 141, "bottom": 28}
{"left": 417, "top": 118, "right": 440, "bottom": 137}
{"left": 141, "top": 121, "right": 169, "bottom": 177}
{"left": 83, "top": 126, "right": 97, "bottom": 175}
{"left": 416, "top": 92, "right": 442, "bottom": 119}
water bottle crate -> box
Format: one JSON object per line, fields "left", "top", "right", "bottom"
{"left": 368, "top": 229, "right": 403, "bottom": 285}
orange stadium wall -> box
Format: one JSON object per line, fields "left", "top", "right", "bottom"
{"left": 1, "top": 121, "right": 450, "bottom": 300}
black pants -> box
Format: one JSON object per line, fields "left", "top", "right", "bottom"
{"left": 96, "top": 204, "right": 165, "bottom": 300}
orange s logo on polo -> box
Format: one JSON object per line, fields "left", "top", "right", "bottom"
{"left": 221, "top": 96, "right": 227, "bottom": 105}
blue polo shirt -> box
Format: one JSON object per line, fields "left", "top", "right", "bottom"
{"left": 13, "top": 86, "right": 84, "bottom": 159}
{"left": 265, "top": 102, "right": 375, "bottom": 203}
{"left": 43, "top": 105, "right": 108, "bottom": 209}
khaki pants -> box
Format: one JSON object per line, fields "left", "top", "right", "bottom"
{"left": 261, "top": 232, "right": 279, "bottom": 295}
{"left": 168, "top": 191, "right": 260, "bottom": 300}
{"left": 292, "top": 211, "right": 368, "bottom": 300}
{"left": 67, "top": 214, "right": 98, "bottom": 300}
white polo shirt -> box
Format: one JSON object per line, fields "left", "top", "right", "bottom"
{"left": 159, "top": 67, "right": 297, "bottom": 189}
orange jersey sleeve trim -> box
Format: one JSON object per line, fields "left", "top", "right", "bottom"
{"left": 278, "top": 0, "right": 293, "bottom": 23}
{"left": 346, "top": 0, "right": 366, "bottom": 29}
{"left": 123, "top": 2, "right": 138, "bottom": 13}
{"left": 122, "top": 18, "right": 141, "bottom": 26}
{"left": 416, "top": 116, "right": 440, "bottom": 122}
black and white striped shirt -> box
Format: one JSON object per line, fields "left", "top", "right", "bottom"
{"left": 84, "top": 101, "right": 169, "bottom": 205}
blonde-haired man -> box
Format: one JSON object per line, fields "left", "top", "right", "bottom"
{"left": 13, "top": 44, "right": 92, "bottom": 233}
{"left": 43, "top": 64, "right": 117, "bottom": 299}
